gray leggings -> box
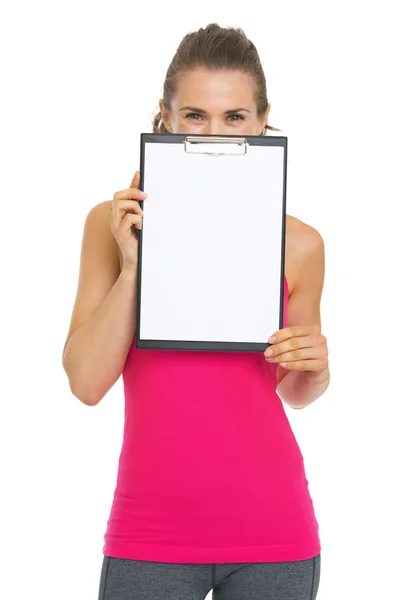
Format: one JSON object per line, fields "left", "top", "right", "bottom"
{"left": 98, "top": 553, "right": 321, "bottom": 600}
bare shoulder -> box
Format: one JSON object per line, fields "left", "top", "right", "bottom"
{"left": 86, "top": 199, "right": 113, "bottom": 227}
{"left": 286, "top": 214, "right": 324, "bottom": 253}
{"left": 285, "top": 215, "right": 324, "bottom": 296}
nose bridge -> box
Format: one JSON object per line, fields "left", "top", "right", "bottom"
{"left": 205, "top": 117, "right": 225, "bottom": 136}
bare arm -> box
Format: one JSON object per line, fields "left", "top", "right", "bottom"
{"left": 62, "top": 201, "right": 137, "bottom": 406}
{"left": 276, "top": 225, "right": 329, "bottom": 409}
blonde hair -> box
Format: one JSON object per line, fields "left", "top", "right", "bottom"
{"left": 152, "top": 23, "right": 281, "bottom": 136}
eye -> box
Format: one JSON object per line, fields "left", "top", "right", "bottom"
{"left": 184, "top": 113, "right": 245, "bottom": 122}
{"left": 227, "top": 114, "right": 244, "bottom": 122}
{"left": 184, "top": 113, "right": 203, "bottom": 121}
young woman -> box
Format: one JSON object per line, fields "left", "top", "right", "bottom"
{"left": 63, "top": 23, "right": 329, "bottom": 600}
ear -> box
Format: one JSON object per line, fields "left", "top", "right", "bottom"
{"left": 159, "top": 99, "right": 172, "bottom": 132}
{"left": 262, "top": 102, "right": 271, "bottom": 130}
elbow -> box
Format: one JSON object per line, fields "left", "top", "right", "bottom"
{"left": 281, "top": 397, "right": 305, "bottom": 410}
{"left": 67, "top": 376, "right": 102, "bottom": 407}
{"left": 62, "top": 356, "right": 102, "bottom": 407}
{"left": 73, "top": 386, "right": 101, "bottom": 407}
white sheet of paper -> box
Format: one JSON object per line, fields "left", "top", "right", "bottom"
{"left": 139, "top": 141, "right": 285, "bottom": 344}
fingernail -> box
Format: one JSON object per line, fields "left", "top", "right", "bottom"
{"left": 268, "top": 336, "right": 276, "bottom": 343}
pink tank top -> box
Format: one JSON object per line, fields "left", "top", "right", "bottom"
{"left": 103, "top": 276, "right": 321, "bottom": 563}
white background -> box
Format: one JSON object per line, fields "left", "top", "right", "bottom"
{"left": 1, "top": 1, "right": 399, "bottom": 599}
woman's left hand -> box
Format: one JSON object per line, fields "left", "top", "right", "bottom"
{"left": 264, "top": 324, "right": 329, "bottom": 380}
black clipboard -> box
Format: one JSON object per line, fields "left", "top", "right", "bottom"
{"left": 135, "top": 133, "right": 287, "bottom": 352}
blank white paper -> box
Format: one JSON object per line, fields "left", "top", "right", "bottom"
{"left": 139, "top": 141, "right": 285, "bottom": 344}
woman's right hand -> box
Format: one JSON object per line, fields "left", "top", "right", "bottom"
{"left": 111, "top": 171, "right": 147, "bottom": 271}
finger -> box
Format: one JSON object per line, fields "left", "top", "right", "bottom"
{"left": 112, "top": 211, "right": 142, "bottom": 235}
{"left": 264, "top": 335, "right": 320, "bottom": 359}
{"left": 276, "top": 359, "right": 325, "bottom": 371}
{"left": 120, "top": 212, "right": 143, "bottom": 241}
{"left": 115, "top": 199, "right": 145, "bottom": 216}
{"left": 265, "top": 345, "right": 320, "bottom": 363}
{"left": 268, "top": 324, "right": 321, "bottom": 344}
{"left": 114, "top": 188, "right": 147, "bottom": 203}
{"left": 130, "top": 170, "right": 140, "bottom": 188}
{"left": 120, "top": 211, "right": 142, "bottom": 227}
{"left": 112, "top": 200, "right": 144, "bottom": 231}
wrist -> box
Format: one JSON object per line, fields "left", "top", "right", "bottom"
{"left": 303, "top": 367, "right": 330, "bottom": 386}
{"left": 120, "top": 264, "right": 138, "bottom": 280}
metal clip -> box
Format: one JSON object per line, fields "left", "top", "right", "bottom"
{"left": 184, "top": 136, "right": 248, "bottom": 155}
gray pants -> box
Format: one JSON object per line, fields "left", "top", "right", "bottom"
{"left": 98, "top": 553, "right": 321, "bottom": 599}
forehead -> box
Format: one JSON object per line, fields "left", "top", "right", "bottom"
{"left": 172, "top": 68, "right": 257, "bottom": 111}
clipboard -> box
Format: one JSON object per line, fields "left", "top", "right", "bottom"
{"left": 136, "top": 133, "right": 287, "bottom": 352}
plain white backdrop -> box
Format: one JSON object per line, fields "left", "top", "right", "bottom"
{"left": 1, "top": 1, "right": 399, "bottom": 599}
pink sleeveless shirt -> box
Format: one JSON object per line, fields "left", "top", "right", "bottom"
{"left": 103, "top": 276, "right": 321, "bottom": 563}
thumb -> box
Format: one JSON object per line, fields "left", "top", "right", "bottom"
{"left": 130, "top": 170, "right": 140, "bottom": 188}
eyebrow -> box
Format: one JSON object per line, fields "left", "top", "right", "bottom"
{"left": 179, "top": 106, "right": 251, "bottom": 115}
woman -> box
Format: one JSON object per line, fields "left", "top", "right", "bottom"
{"left": 63, "top": 23, "right": 330, "bottom": 600}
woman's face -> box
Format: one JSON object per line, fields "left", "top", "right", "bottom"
{"left": 160, "top": 68, "right": 270, "bottom": 136}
